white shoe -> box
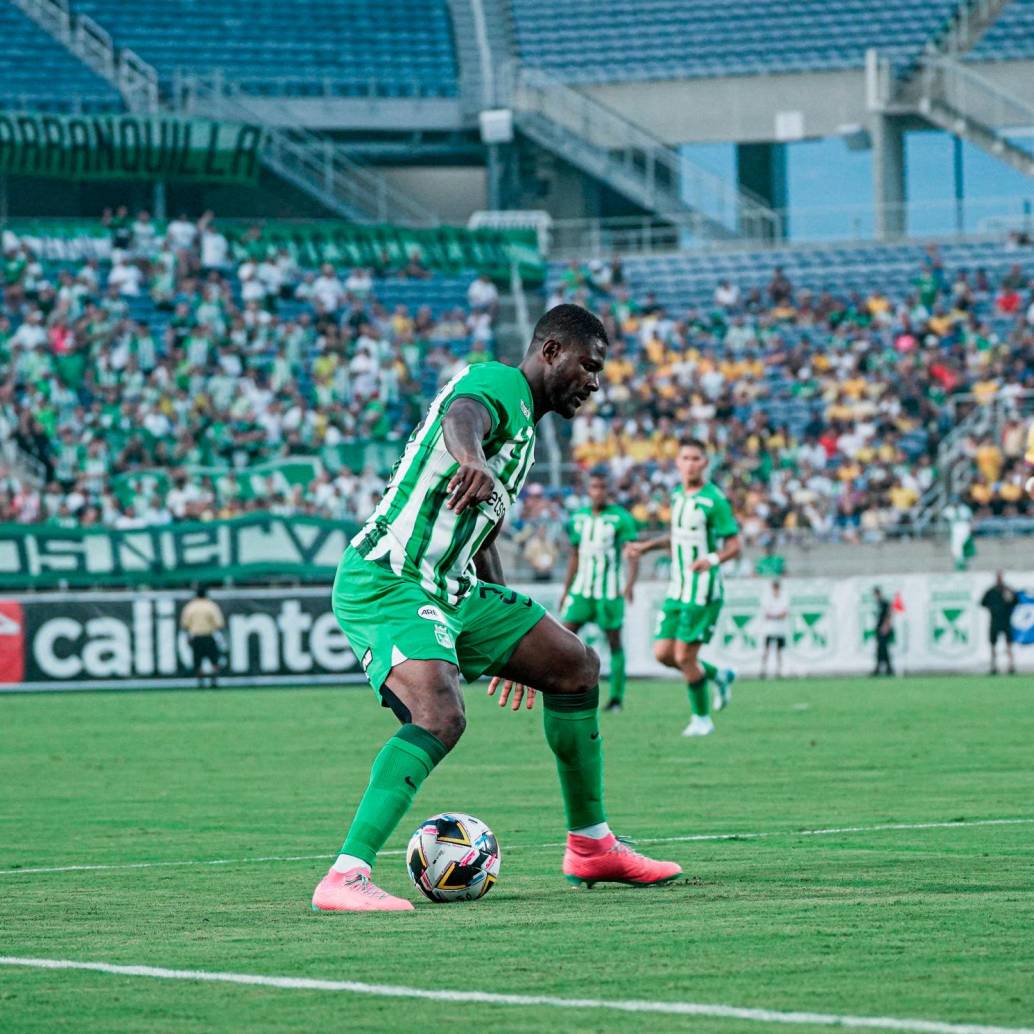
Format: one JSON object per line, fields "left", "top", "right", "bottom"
{"left": 713, "top": 669, "right": 736, "bottom": 712}
{"left": 682, "top": 715, "right": 716, "bottom": 737}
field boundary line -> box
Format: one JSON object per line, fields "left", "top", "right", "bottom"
{"left": 2, "top": 817, "right": 1031, "bottom": 878}
{"left": 0, "top": 956, "right": 1031, "bottom": 1034}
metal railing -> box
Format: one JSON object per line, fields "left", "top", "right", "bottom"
{"left": 503, "top": 64, "right": 781, "bottom": 242}
{"left": 171, "top": 70, "right": 457, "bottom": 101}
{"left": 177, "top": 73, "right": 441, "bottom": 227}
{"left": 10, "top": 0, "right": 159, "bottom": 112}
{"left": 919, "top": 57, "right": 1034, "bottom": 152}
{"left": 542, "top": 192, "right": 1034, "bottom": 257}
{"left": 915, "top": 390, "right": 1034, "bottom": 532}
{"left": 926, "top": 0, "right": 1013, "bottom": 59}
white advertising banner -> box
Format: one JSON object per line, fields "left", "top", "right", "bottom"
{"left": 516, "top": 571, "right": 1034, "bottom": 678}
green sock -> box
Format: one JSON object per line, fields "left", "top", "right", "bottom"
{"left": 699, "top": 658, "right": 719, "bottom": 681}
{"left": 543, "top": 688, "right": 606, "bottom": 829}
{"left": 340, "top": 724, "right": 447, "bottom": 866}
{"left": 609, "top": 648, "right": 626, "bottom": 703}
{"left": 688, "top": 677, "right": 711, "bottom": 717}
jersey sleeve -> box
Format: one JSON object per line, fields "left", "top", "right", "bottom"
{"left": 710, "top": 491, "right": 740, "bottom": 538}
{"left": 567, "top": 514, "right": 581, "bottom": 546}
{"left": 446, "top": 364, "right": 520, "bottom": 435}
{"left": 617, "top": 508, "right": 639, "bottom": 543}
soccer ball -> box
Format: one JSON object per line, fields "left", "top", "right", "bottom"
{"left": 406, "top": 812, "right": 501, "bottom": 903}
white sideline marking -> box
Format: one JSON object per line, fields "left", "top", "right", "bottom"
{"left": 0, "top": 956, "right": 1031, "bottom": 1034}
{"left": 628, "top": 817, "right": 1034, "bottom": 848}
{"left": 1, "top": 817, "right": 1031, "bottom": 878}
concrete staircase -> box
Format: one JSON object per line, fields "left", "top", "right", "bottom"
{"left": 504, "top": 64, "right": 781, "bottom": 243}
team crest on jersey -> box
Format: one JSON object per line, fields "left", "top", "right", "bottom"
{"left": 433, "top": 624, "right": 454, "bottom": 649}
{"left": 418, "top": 605, "right": 446, "bottom": 622}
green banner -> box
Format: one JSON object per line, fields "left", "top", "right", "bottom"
{"left": 0, "top": 111, "right": 264, "bottom": 183}
{"left": 229, "top": 222, "right": 544, "bottom": 285}
{"left": 0, "top": 514, "right": 357, "bottom": 590}
{"left": 0, "top": 218, "right": 544, "bottom": 284}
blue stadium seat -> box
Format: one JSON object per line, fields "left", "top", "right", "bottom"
{"left": 968, "top": 0, "right": 1034, "bottom": 62}
{"left": 73, "top": 0, "right": 459, "bottom": 98}
{"left": 511, "top": 0, "right": 961, "bottom": 82}
{"left": 0, "top": 4, "right": 122, "bottom": 112}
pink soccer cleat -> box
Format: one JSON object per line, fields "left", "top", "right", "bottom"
{"left": 311, "top": 866, "right": 415, "bottom": 912}
{"left": 563, "top": 833, "right": 683, "bottom": 889}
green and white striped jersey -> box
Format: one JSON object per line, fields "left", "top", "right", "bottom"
{"left": 667, "top": 482, "right": 739, "bottom": 605}
{"left": 351, "top": 362, "right": 536, "bottom": 607}
{"left": 567, "top": 504, "right": 638, "bottom": 600}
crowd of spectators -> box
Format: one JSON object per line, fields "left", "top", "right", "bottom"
{"left": 0, "top": 207, "right": 500, "bottom": 527}
{"left": 545, "top": 244, "right": 1034, "bottom": 549}
{"left": 3, "top": 210, "right": 1032, "bottom": 564}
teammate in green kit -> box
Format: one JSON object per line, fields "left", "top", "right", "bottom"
{"left": 311, "top": 304, "right": 681, "bottom": 912}
{"left": 558, "top": 472, "right": 640, "bottom": 713}
{"left": 627, "top": 438, "right": 741, "bottom": 737}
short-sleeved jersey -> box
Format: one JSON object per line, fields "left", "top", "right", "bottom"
{"left": 351, "top": 362, "right": 536, "bottom": 607}
{"left": 667, "top": 482, "right": 739, "bottom": 605}
{"left": 567, "top": 504, "right": 638, "bottom": 600}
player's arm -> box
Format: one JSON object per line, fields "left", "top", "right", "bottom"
{"left": 557, "top": 548, "right": 579, "bottom": 611}
{"left": 473, "top": 525, "right": 505, "bottom": 585}
{"left": 442, "top": 397, "right": 495, "bottom": 514}
{"left": 621, "top": 512, "right": 640, "bottom": 603}
{"left": 626, "top": 533, "right": 669, "bottom": 558}
{"left": 690, "top": 533, "right": 742, "bottom": 572}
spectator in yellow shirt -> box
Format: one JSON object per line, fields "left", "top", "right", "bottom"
{"left": 975, "top": 438, "right": 1003, "bottom": 482}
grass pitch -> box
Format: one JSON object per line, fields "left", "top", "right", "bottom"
{"left": 1, "top": 674, "right": 1033, "bottom": 1033}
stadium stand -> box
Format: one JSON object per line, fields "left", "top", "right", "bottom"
{"left": 543, "top": 237, "right": 1034, "bottom": 550}
{"left": 0, "top": 2, "right": 122, "bottom": 112}
{"left": 3, "top": 211, "right": 1031, "bottom": 557}
{"left": 968, "top": 0, "right": 1034, "bottom": 61}
{"left": 72, "top": 0, "right": 459, "bottom": 97}
{"left": 510, "top": 0, "right": 961, "bottom": 83}
{"left": 0, "top": 211, "right": 495, "bottom": 528}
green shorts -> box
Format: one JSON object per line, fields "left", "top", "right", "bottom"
{"left": 654, "top": 597, "right": 722, "bottom": 644}
{"left": 332, "top": 547, "right": 547, "bottom": 694}
{"left": 560, "top": 593, "right": 625, "bottom": 631}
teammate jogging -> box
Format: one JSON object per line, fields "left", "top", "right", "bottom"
{"left": 558, "top": 472, "right": 640, "bottom": 712}
{"left": 627, "top": 438, "right": 741, "bottom": 737}
{"left": 311, "top": 304, "right": 681, "bottom": 912}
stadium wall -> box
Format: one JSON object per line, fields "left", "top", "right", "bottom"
{"left": 2, "top": 573, "right": 1031, "bottom": 692}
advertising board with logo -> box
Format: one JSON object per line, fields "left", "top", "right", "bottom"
{"left": 2, "top": 572, "right": 1032, "bottom": 690}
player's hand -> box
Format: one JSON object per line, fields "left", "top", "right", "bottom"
{"left": 691, "top": 557, "right": 715, "bottom": 572}
{"left": 487, "top": 676, "right": 536, "bottom": 711}
{"left": 624, "top": 585, "right": 635, "bottom": 604}
{"left": 447, "top": 462, "right": 495, "bottom": 513}
{"left": 623, "top": 542, "right": 643, "bottom": 560}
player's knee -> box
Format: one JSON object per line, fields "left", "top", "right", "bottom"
{"left": 423, "top": 706, "right": 466, "bottom": 750}
{"left": 583, "top": 644, "right": 601, "bottom": 687}
{"left": 654, "top": 641, "right": 675, "bottom": 666}
{"left": 548, "top": 641, "right": 599, "bottom": 695}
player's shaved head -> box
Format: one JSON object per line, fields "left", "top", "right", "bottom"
{"left": 528, "top": 304, "right": 608, "bottom": 355}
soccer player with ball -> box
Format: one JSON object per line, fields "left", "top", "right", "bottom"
{"left": 311, "top": 305, "right": 681, "bottom": 912}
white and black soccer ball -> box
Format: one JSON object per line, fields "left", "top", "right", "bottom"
{"left": 406, "top": 812, "right": 501, "bottom": 903}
